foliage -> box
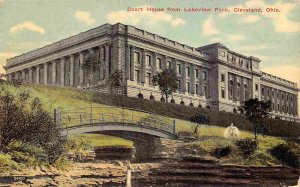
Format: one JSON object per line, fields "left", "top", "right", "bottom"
{"left": 189, "top": 113, "right": 210, "bottom": 137}
{"left": 270, "top": 144, "right": 299, "bottom": 168}
{"left": 82, "top": 51, "right": 102, "bottom": 88}
{"left": 238, "top": 98, "right": 272, "bottom": 139}
{"left": 0, "top": 85, "right": 66, "bottom": 165}
{"left": 235, "top": 138, "right": 258, "bottom": 157}
{"left": 152, "top": 69, "right": 178, "bottom": 102}
{"left": 0, "top": 153, "right": 20, "bottom": 172}
{"left": 106, "top": 70, "right": 123, "bottom": 93}
{"left": 213, "top": 146, "right": 232, "bottom": 158}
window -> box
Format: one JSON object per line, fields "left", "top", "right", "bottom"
{"left": 186, "top": 82, "right": 190, "bottom": 93}
{"left": 167, "top": 61, "right": 171, "bottom": 69}
{"left": 203, "top": 86, "right": 207, "bottom": 97}
{"left": 261, "top": 88, "right": 264, "bottom": 95}
{"left": 135, "top": 70, "right": 140, "bottom": 83}
{"left": 146, "top": 73, "right": 151, "bottom": 85}
{"left": 195, "top": 69, "right": 199, "bottom": 79}
{"left": 195, "top": 84, "right": 199, "bottom": 95}
{"left": 177, "top": 80, "right": 181, "bottom": 91}
{"left": 203, "top": 71, "right": 207, "bottom": 81}
{"left": 255, "top": 84, "right": 258, "bottom": 91}
{"left": 186, "top": 67, "right": 190, "bottom": 77}
{"left": 134, "top": 52, "right": 140, "bottom": 64}
{"left": 277, "top": 104, "right": 280, "bottom": 111}
{"left": 221, "top": 89, "right": 225, "bottom": 99}
{"left": 146, "top": 55, "right": 152, "bottom": 66}
{"left": 221, "top": 74, "right": 225, "bottom": 82}
{"left": 176, "top": 64, "right": 181, "bottom": 73}
{"left": 229, "top": 88, "right": 233, "bottom": 100}
{"left": 237, "top": 88, "right": 240, "bottom": 100}
{"left": 157, "top": 58, "right": 162, "bottom": 69}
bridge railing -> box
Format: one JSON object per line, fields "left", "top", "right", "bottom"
{"left": 57, "top": 106, "right": 176, "bottom": 135}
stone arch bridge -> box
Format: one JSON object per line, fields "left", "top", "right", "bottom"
{"left": 54, "top": 106, "right": 177, "bottom": 161}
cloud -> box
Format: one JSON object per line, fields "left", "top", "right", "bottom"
{"left": 261, "top": 65, "right": 300, "bottom": 86}
{"left": 221, "top": 0, "right": 300, "bottom": 33}
{"left": 210, "top": 37, "right": 222, "bottom": 43}
{"left": 107, "top": 5, "right": 185, "bottom": 28}
{"left": 10, "top": 21, "right": 45, "bottom": 34}
{"left": 171, "top": 18, "right": 185, "bottom": 27}
{"left": 0, "top": 52, "right": 19, "bottom": 74}
{"left": 75, "top": 11, "right": 96, "bottom": 25}
{"left": 201, "top": 16, "right": 219, "bottom": 36}
{"left": 238, "top": 44, "right": 268, "bottom": 52}
{"left": 240, "top": 15, "right": 261, "bottom": 23}
{"left": 225, "top": 34, "right": 245, "bottom": 42}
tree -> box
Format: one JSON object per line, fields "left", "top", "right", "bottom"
{"left": 82, "top": 52, "right": 103, "bottom": 89}
{"left": 238, "top": 98, "right": 271, "bottom": 139}
{"left": 106, "top": 70, "right": 123, "bottom": 93}
{"left": 0, "top": 87, "right": 66, "bottom": 164}
{"left": 189, "top": 113, "right": 210, "bottom": 137}
{"left": 152, "top": 69, "right": 178, "bottom": 103}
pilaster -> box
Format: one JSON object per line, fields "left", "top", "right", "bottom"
{"left": 69, "top": 54, "right": 74, "bottom": 87}
{"left": 36, "top": 66, "right": 40, "bottom": 84}
{"left": 130, "top": 46, "right": 135, "bottom": 81}
{"left": 60, "top": 57, "right": 65, "bottom": 86}
{"left": 43, "top": 63, "right": 48, "bottom": 84}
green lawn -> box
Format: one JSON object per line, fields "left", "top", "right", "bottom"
{"left": 2, "top": 83, "right": 285, "bottom": 150}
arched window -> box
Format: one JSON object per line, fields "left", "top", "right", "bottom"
{"left": 170, "top": 99, "right": 175, "bottom": 103}
{"left": 198, "top": 104, "right": 202, "bottom": 108}
{"left": 160, "top": 97, "right": 165, "bottom": 102}
{"left": 206, "top": 105, "right": 210, "bottom": 109}
{"left": 150, "top": 95, "right": 155, "bottom": 101}
{"left": 233, "top": 108, "right": 237, "bottom": 113}
{"left": 180, "top": 101, "right": 185, "bottom": 105}
{"left": 138, "top": 93, "right": 143, "bottom": 99}
{"left": 189, "top": 103, "right": 194, "bottom": 107}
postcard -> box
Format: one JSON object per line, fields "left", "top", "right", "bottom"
{"left": 0, "top": 0, "right": 299, "bottom": 186}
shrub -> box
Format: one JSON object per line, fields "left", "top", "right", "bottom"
{"left": 270, "top": 144, "right": 299, "bottom": 168}
{"left": 0, "top": 153, "right": 20, "bottom": 172}
{"left": 213, "top": 146, "right": 232, "bottom": 158}
{"left": 235, "top": 139, "right": 258, "bottom": 157}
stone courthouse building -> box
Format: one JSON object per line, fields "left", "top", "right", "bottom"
{"left": 4, "top": 23, "right": 299, "bottom": 122}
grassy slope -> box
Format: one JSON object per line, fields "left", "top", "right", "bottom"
{"left": 3, "top": 83, "right": 284, "bottom": 149}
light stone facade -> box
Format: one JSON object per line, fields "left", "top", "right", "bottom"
{"left": 4, "top": 23, "right": 299, "bottom": 122}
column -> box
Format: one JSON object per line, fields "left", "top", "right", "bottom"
{"left": 125, "top": 45, "right": 130, "bottom": 80}
{"left": 152, "top": 52, "right": 157, "bottom": 75}
{"left": 29, "top": 68, "right": 33, "bottom": 83}
{"left": 130, "top": 46, "right": 135, "bottom": 81}
{"left": 191, "top": 64, "right": 195, "bottom": 94}
{"left": 43, "top": 63, "right": 48, "bottom": 84}
{"left": 182, "top": 62, "right": 186, "bottom": 92}
{"left": 36, "top": 66, "right": 40, "bottom": 84}
{"left": 105, "top": 45, "right": 110, "bottom": 80}
{"left": 52, "top": 61, "right": 56, "bottom": 85}
{"left": 79, "top": 52, "right": 84, "bottom": 86}
{"left": 6, "top": 74, "right": 11, "bottom": 81}
{"left": 21, "top": 70, "right": 25, "bottom": 82}
{"left": 88, "top": 49, "right": 94, "bottom": 85}
{"left": 100, "top": 46, "right": 105, "bottom": 80}
{"left": 69, "top": 54, "right": 74, "bottom": 87}
{"left": 60, "top": 57, "right": 65, "bottom": 86}
{"left": 141, "top": 49, "right": 146, "bottom": 83}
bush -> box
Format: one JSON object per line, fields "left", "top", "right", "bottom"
{"left": 270, "top": 144, "right": 299, "bottom": 168}
{"left": 0, "top": 153, "right": 20, "bottom": 172}
{"left": 235, "top": 139, "right": 258, "bottom": 157}
{"left": 213, "top": 146, "right": 232, "bottom": 158}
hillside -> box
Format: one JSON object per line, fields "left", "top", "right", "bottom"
{"left": 18, "top": 83, "right": 300, "bottom": 137}
{"left": 2, "top": 83, "right": 298, "bottom": 167}
{"left": 3, "top": 83, "right": 290, "bottom": 138}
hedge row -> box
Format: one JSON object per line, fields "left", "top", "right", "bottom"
{"left": 76, "top": 90, "right": 300, "bottom": 137}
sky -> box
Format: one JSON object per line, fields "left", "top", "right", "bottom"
{"left": 0, "top": 0, "right": 299, "bottom": 89}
